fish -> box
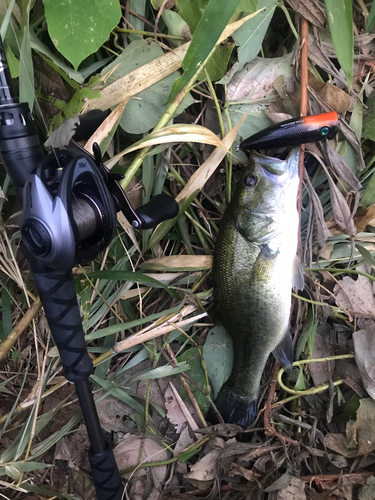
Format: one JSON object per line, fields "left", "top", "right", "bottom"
{"left": 238, "top": 111, "right": 338, "bottom": 154}
{"left": 208, "top": 148, "right": 304, "bottom": 428}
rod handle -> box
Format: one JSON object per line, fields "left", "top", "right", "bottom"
{"left": 89, "top": 443, "right": 123, "bottom": 500}
{"left": 31, "top": 263, "right": 93, "bottom": 383}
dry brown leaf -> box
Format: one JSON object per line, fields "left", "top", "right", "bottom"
{"left": 164, "top": 384, "right": 191, "bottom": 433}
{"left": 354, "top": 204, "right": 375, "bottom": 233}
{"left": 113, "top": 435, "right": 170, "bottom": 486}
{"left": 334, "top": 272, "right": 375, "bottom": 318}
{"left": 326, "top": 398, "right": 375, "bottom": 457}
{"left": 184, "top": 446, "right": 223, "bottom": 490}
{"left": 358, "top": 475, "right": 375, "bottom": 500}
{"left": 273, "top": 476, "right": 306, "bottom": 500}
{"left": 96, "top": 395, "right": 133, "bottom": 433}
{"left": 139, "top": 255, "right": 213, "bottom": 271}
{"left": 284, "top": 0, "right": 325, "bottom": 27}
{"left": 353, "top": 326, "right": 375, "bottom": 399}
{"left": 229, "top": 462, "right": 261, "bottom": 483}
{"left": 84, "top": 100, "right": 128, "bottom": 154}
{"left": 309, "top": 330, "right": 335, "bottom": 386}
{"left": 303, "top": 170, "right": 332, "bottom": 249}
{"left": 54, "top": 428, "right": 90, "bottom": 471}
{"left": 307, "top": 71, "right": 351, "bottom": 115}
{"left": 324, "top": 142, "right": 362, "bottom": 192}
{"left": 326, "top": 173, "right": 356, "bottom": 237}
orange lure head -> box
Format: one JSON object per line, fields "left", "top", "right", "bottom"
{"left": 239, "top": 111, "right": 339, "bottom": 155}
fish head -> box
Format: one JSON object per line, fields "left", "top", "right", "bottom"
{"left": 228, "top": 148, "right": 300, "bottom": 241}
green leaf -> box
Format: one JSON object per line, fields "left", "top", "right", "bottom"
{"left": 103, "top": 40, "right": 194, "bottom": 134}
{"left": 44, "top": 0, "right": 121, "bottom": 70}
{"left": 363, "top": 91, "right": 375, "bottom": 143}
{"left": 88, "top": 269, "right": 181, "bottom": 301}
{"left": 203, "top": 325, "right": 233, "bottom": 399}
{"left": 324, "top": 0, "right": 354, "bottom": 88}
{"left": 177, "top": 347, "right": 209, "bottom": 413}
{"left": 1, "top": 288, "right": 12, "bottom": 341}
{"left": 219, "top": 0, "right": 276, "bottom": 84}
{"left": 294, "top": 366, "right": 306, "bottom": 391}
{"left": 168, "top": 0, "right": 241, "bottom": 103}
{"left": 356, "top": 243, "right": 375, "bottom": 267}
{"left": 176, "top": 0, "right": 209, "bottom": 32}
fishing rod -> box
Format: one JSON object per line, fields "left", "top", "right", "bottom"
{"left": 0, "top": 36, "right": 178, "bottom": 499}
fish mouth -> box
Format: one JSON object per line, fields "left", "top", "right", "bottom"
{"left": 253, "top": 148, "right": 300, "bottom": 179}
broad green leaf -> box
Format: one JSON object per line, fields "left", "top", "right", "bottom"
{"left": 162, "top": 9, "right": 191, "bottom": 44}
{"left": 177, "top": 347, "right": 209, "bottom": 413}
{"left": 220, "top": 0, "right": 276, "bottom": 84}
{"left": 103, "top": 40, "right": 194, "bottom": 134}
{"left": 324, "top": 0, "right": 354, "bottom": 88}
{"left": 363, "top": 91, "right": 375, "bottom": 142}
{"left": 203, "top": 325, "right": 233, "bottom": 399}
{"left": 44, "top": 0, "right": 121, "bottom": 70}
{"left": 176, "top": 0, "right": 208, "bottom": 32}
{"left": 168, "top": 0, "right": 241, "bottom": 103}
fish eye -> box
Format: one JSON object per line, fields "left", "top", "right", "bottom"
{"left": 320, "top": 126, "right": 330, "bottom": 136}
{"left": 244, "top": 174, "right": 257, "bottom": 187}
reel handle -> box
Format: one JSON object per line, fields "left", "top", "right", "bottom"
{"left": 134, "top": 193, "right": 179, "bottom": 229}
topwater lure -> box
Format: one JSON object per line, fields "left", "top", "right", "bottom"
{"left": 238, "top": 111, "right": 339, "bottom": 155}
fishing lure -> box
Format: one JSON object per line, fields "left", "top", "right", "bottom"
{"left": 238, "top": 111, "right": 338, "bottom": 155}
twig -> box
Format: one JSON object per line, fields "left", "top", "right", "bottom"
{"left": 0, "top": 297, "right": 41, "bottom": 362}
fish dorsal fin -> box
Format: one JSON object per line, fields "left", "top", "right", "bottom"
{"left": 292, "top": 256, "right": 304, "bottom": 290}
{"left": 273, "top": 330, "right": 294, "bottom": 371}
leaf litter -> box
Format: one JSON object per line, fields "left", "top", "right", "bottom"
{"left": 3, "top": 1, "right": 375, "bottom": 500}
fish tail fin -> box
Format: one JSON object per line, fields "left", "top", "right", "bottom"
{"left": 272, "top": 330, "right": 294, "bottom": 371}
{"left": 207, "top": 385, "right": 257, "bottom": 428}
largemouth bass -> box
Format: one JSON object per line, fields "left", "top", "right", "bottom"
{"left": 209, "top": 148, "right": 304, "bottom": 428}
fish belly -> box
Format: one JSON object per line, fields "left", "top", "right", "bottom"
{"left": 211, "top": 220, "right": 295, "bottom": 426}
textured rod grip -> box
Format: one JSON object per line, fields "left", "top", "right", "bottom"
{"left": 31, "top": 266, "right": 93, "bottom": 382}
{"left": 89, "top": 443, "right": 123, "bottom": 500}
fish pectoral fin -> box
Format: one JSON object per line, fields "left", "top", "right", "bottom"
{"left": 292, "top": 255, "right": 304, "bottom": 290}
{"left": 250, "top": 243, "right": 278, "bottom": 282}
{"left": 272, "top": 330, "right": 294, "bottom": 371}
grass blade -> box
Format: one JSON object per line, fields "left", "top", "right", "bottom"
{"left": 324, "top": 0, "right": 353, "bottom": 88}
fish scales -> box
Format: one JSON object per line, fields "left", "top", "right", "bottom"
{"left": 209, "top": 148, "right": 303, "bottom": 428}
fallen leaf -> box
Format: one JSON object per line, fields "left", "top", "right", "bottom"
{"left": 353, "top": 326, "right": 375, "bottom": 399}
{"left": 358, "top": 475, "right": 375, "bottom": 500}
{"left": 164, "top": 384, "right": 191, "bottom": 433}
{"left": 284, "top": 0, "right": 325, "bottom": 27}
{"left": 229, "top": 462, "right": 261, "bottom": 482}
{"left": 325, "top": 398, "right": 375, "bottom": 457}
{"left": 138, "top": 255, "right": 213, "bottom": 271}
{"left": 354, "top": 204, "right": 375, "bottom": 233}
{"left": 274, "top": 476, "right": 306, "bottom": 500}
{"left": 334, "top": 270, "right": 375, "bottom": 319}
{"left": 113, "top": 435, "right": 170, "bottom": 487}
{"left": 184, "top": 447, "right": 222, "bottom": 490}
{"left": 54, "top": 428, "right": 89, "bottom": 471}
{"left": 308, "top": 330, "right": 335, "bottom": 386}
{"left": 96, "top": 395, "right": 134, "bottom": 433}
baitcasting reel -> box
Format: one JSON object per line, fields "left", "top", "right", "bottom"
{"left": 20, "top": 140, "right": 179, "bottom": 270}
